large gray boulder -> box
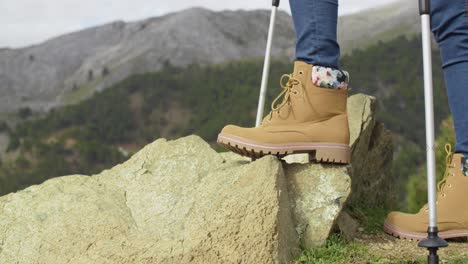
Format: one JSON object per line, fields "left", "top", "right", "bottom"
{"left": 0, "top": 136, "right": 299, "bottom": 263}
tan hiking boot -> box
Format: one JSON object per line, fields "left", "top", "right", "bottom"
{"left": 217, "top": 61, "right": 351, "bottom": 164}
{"left": 384, "top": 144, "right": 468, "bottom": 240}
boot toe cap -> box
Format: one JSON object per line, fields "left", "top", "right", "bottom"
{"left": 219, "top": 124, "right": 261, "bottom": 140}
{"left": 220, "top": 124, "right": 242, "bottom": 135}
{"left": 385, "top": 211, "right": 427, "bottom": 234}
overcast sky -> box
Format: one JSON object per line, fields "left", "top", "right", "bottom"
{"left": 1, "top": 0, "right": 398, "bottom": 48}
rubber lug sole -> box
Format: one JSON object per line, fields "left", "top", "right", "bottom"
{"left": 384, "top": 221, "right": 468, "bottom": 240}
{"left": 217, "top": 133, "right": 351, "bottom": 164}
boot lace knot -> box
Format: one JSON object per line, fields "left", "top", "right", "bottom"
{"left": 268, "top": 74, "right": 303, "bottom": 120}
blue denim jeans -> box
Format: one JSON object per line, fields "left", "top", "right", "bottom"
{"left": 289, "top": 0, "right": 468, "bottom": 156}
{"left": 289, "top": 0, "right": 340, "bottom": 68}
{"left": 432, "top": 0, "right": 468, "bottom": 157}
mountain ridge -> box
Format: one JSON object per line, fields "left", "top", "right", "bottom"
{"left": 0, "top": 1, "right": 417, "bottom": 114}
{"left": 0, "top": 8, "right": 295, "bottom": 113}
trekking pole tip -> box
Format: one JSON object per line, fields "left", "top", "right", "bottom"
{"left": 418, "top": 227, "right": 448, "bottom": 264}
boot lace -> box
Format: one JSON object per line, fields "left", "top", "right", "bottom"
{"left": 268, "top": 74, "right": 303, "bottom": 120}
{"left": 423, "top": 144, "right": 454, "bottom": 212}
{"left": 436, "top": 144, "right": 455, "bottom": 195}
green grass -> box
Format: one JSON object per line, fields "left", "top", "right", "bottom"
{"left": 293, "top": 208, "right": 390, "bottom": 263}
{"left": 294, "top": 206, "right": 468, "bottom": 263}
{"left": 295, "top": 235, "right": 381, "bottom": 264}
{"left": 448, "top": 258, "right": 468, "bottom": 264}
{"left": 349, "top": 207, "right": 390, "bottom": 235}
{"left": 294, "top": 235, "right": 376, "bottom": 264}
{"left": 295, "top": 234, "right": 468, "bottom": 263}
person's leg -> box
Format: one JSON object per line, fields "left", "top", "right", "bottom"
{"left": 384, "top": 0, "right": 468, "bottom": 240}
{"left": 289, "top": 0, "right": 340, "bottom": 68}
{"left": 289, "top": 0, "right": 348, "bottom": 90}
{"left": 442, "top": 63, "right": 468, "bottom": 159}
{"left": 431, "top": 0, "right": 468, "bottom": 158}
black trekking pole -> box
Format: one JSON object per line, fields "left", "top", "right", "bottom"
{"left": 417, "top": 0, "right": 448, "bottom": 263}
{"left": 255, "top": 0, "right": 280, "bottom": 127}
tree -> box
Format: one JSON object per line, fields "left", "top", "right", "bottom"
{"left": 18, "top": 107, "right": 32, "bottom": 119}
{"left": 7, "top": 135, "right": 20, "bottom": 152}
{"left": 0, "top": 122, "right": 8, "bottom": 133}
{"left": 88, "top": 70, "right": 94, "bottom": 82}
{"left": 102, "top": 66, "right": 110, "bottom": 77}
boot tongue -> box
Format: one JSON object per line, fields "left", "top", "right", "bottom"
{"left": 292, "top": 61, "right": 313, "bottom": 80}
{"left": 293, "top": 60, "right": 311, "bottom": 69}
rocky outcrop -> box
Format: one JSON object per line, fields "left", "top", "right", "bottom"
{"left": 0, "top": 94, "right": 393, "bottom": 263}
{"left": 221, "top": 152, "right": 351, "bottom": 250}
{"left": 347, "top": 94, "right": 395, "bottom": 208}
{"left": 285, "top": 164, "right": 350, "bottom": 248}
{"left": 284, "top": 94, "right": 395, "bottom": 208}
{"left": 0, "top": 135, "right": 352, "bottom": 263}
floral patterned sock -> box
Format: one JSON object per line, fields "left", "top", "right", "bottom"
{"left": 312, "top": 66, "right": 350, "bottom": 90}
{"left": 462, "top": 156, "right": 468, "bottom": 176}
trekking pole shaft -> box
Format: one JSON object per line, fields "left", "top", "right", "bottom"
{"left": 255, "top": 6, "right": 278, "bottom": 127}
{"left": 421, "top": 13, "right": 437, "bottom": 228}
{"left": 418, "top": 2, "right": 448, "bottom": 262}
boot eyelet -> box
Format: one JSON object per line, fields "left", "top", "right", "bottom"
{"left": 442, "top": 193, "right": 447, "bottom": 198}
{"left": 448, "top": 184, "right": 453, "bottom": 188}
{"left": 299, "top": 71, "right": 304, "bottom": 75}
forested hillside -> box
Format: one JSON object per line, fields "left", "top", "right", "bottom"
{"left": 1, "top": 36, "right": 451, "bottom": 210}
